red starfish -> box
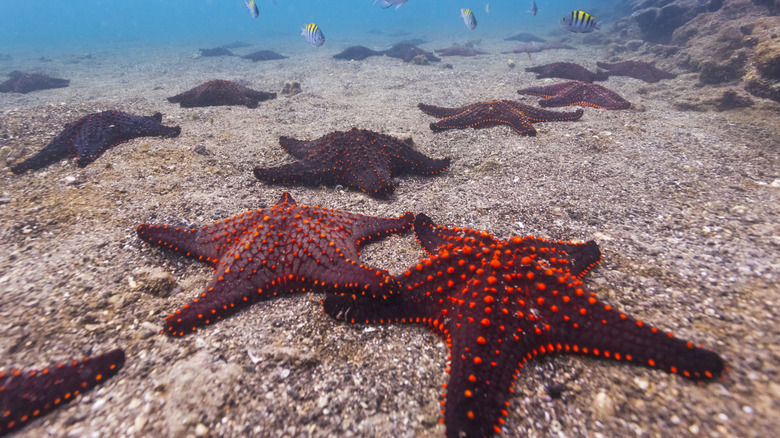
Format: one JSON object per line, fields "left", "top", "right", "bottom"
{"left": 137, "top": 192, "right": 413, "bottom": 336}
{"left": 418, "top": 100, "right": 583, "bottom": 136}
{"left": 324, "top": 214, "right": 724, "bottom": 438}
{"left": 518, "top": 81, "right": 631, "bottom": 110}
{"left": 0, "top": 349, "right": 125, "bottom": 436}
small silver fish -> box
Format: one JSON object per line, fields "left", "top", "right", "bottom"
{"left": 461, "top": 8, "right": 477, "bottom": 31}
{"left": 301, "top": 23, "right": 325, "bottom": 47}
{"left": 373, "top": 0, "right": 408, "bottom": 9}
{"left": 244, "top": 0, "right": 259, "bottom": 18}
{"left": 485, "top": 3, "right": 490, "bottom": 14}
{"left": 560, "top": 11, "right": 600, "bottom": 33}
{"left": 530, "top": 0, "right": 538, "bottom": 16}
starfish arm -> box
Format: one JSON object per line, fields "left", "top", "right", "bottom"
{"left": 517, "top": 83, "right": 570, "bottom": 99}
{"left": 343, "top": 159, "right": 397, "bottom": 197}
{"left": 278, "top": 136, "right": 318, "bottom": 159}
{"left": 137, "top": 223, "right": 220, "bottom": 267}
{"left": 388, "top": 145, "right": 451, "bottom": 177}
{"left": 413, "top": 214, "right": 498, "bottom": 257}
{"left": 509, "top": 236, "right": 602, "bottom": 278}
{"left": 347, "top": 212, "right": 414, "bottom": 248}
{"left": 10, "top": 128, "right": 78, "bottom": 174}
{"left": 418, "top": 102, "right": 476, "bottom": 118}
{"left": 510, "top": 101, "right": 585, "bottom": 122}
{"left": 0, "top": 349, "right": 125, "bottom": 435}
{"left": 546, "top": 287, "right": 724, "bottom": 380}
{"left": 253, "top": 161, "right": 339, "bottom": 188}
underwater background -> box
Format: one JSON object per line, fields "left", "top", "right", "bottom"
{"left": 0, "top": 1, "right": 627, "bottom": 51}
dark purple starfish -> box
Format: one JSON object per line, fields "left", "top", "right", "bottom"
{"left": 518, "top": 81, "right": 631, "bottom": 110}
{"left": 383, "top": 43, "right": 440, "bottom": 63}
{"left": 418, "top": 100, "right": 584, "bottom": 136}
{"left": 596, "top": 60, "right": 677, "bottom": 83}
{"left": 167, "top": 79, "right": 276, "bottom": 108}
{"left": 0, "top": 72, "right": 69, "bottom": 94}
{"left": 324, "top": 214, "right": 724, "bottom": 438}
{"left": 333, "top": 46, "right": 384, "bottom": 60}
{"left": 254, "top": 128, "right": 450, "bottom": 198}
{"left": 138, "top": 192, "right": 414, "bottom": 337}
{"left": 0, "top": 349, "right": 125, "bottom": 436}
{"left": 525, "top": 62, "right": 609, "bottom": 82}
{"left": 434, "top": 43, "right": 488, "bottom": 57}
{"left": 10, "top": 111, "right": 181, "bottom": 174}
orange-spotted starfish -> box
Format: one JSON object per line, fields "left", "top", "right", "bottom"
{"left": 0, "top": 349, "right": 125, "bottom": 436}
{"left": 418, "top": 100, "right": 583, "bottom": 136}
{"left": 324, "top": 214, "right": 724, "bottom": 438}
{"left": 137, "top": 192, "right": 413, "bottom": 336}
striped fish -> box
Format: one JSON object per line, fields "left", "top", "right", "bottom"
{"left": 244, "top": 0, "right": 259, "bottom": 18}
{"left": 560, "top": 11, "right": 600, "bottom": 33}
{"left": 301, "top": 23, "right": 325, "bottom": 47}
{"left": 460, "top": 8, "right": 477, "bottom": 30}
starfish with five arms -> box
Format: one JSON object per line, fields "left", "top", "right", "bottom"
{"left": 254, "top": 128, "right": 450, "bottom": 198}
{"left": 137, "top": 192, "right": 413, "bottom": 336}
{"left": 324, "top": 214, "right": 724, "bottom": 437}
{"left": 517, "top": 81, "right": 632, "bottom": 110}
{"left": 418, "top": 100, "right": 584, "bottom": 136}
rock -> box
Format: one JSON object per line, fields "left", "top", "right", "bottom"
{"left": 409, "top": 54, "right": 430, "bottom": 66}
{"left": 591, "top": 391, "right": 617, "bottom": 419}
{"left": 699, "top": 51, "right": 748, "bottom": 84}
{"left": 714, "top": 89, "right": 753, "bottom": 110}
{"left": 133, "top": 267, "right": 177, "bottom": 297}
{"left": 281, "top": 81, "right": 302, "bottom": 97}
{"left": 755, "top": 39, "right": 780, "bottom": 79}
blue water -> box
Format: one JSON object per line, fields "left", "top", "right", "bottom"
{"left": 0, "top": 0, "right": 626, "bottom": 53}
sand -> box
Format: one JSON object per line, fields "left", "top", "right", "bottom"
{"left": 1, "top": 33, "right": 779, "bottom": 438}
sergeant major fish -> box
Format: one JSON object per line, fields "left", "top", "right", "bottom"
{"left": 461, "top": 8, "right": 477, "bottom": 30}
{"left": 301, "top": 23, "right": 325, "bottom": 47}
{"left": 373, "top": 0, "right": 408, "bottom": 9}
{"left": 530, "top": 0, "right": 538, "bottom": 16}
{"left": 560, "top": 10, "right": 600, "bottom": 33}
{"left": 244, "top": 0, "right": 259, "bottom": 18}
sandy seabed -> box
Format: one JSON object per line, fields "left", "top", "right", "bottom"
{"left": 1, "top": 33, "right": 778, "bottom": 438}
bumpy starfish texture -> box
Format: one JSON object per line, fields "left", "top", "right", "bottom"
{"left": 0, "top": 349, "right": 125, "bottom": 436}
{"left": 525, "top": 62, "right": 609, "bottom": 82}
{"left": 324, "top": 214, "right": 724, "bottom": 438}
{"left": 596, "top": 60, "right": 677, "bottom": 83}
{"left": 418, "top": 100, "right": 584, "bottom": 136}
{"left": 0, "top": 73, "right": 69, "bottom": 94}
{"left": 138, "top": 192, "right": 414, "bottom": 337}
{"left": 518, "top": 81, "right": 631, "bottom": 110}
{"left": 254, "top": 128, "right": 450, "bottom": 198}
{"left": 10, "top": 111, "right": 181, "bottom": 174}
{"left": 167, "top": 79, "right": 276, "bottom": 108}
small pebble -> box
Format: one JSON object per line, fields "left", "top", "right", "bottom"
{"left": 717, "top": 413, "right": 728, "bottom": 422}
{"left": 195, "top": 423, "right": 209, "bottom": 437}
{"left": 689, "top": 423, "right": 700, "bottom": 434}
{"left": 670, "top": 415, "right": 681, "bottom": 425}
{"left": 742, "top": 405, "right": 754, "bottom": 414}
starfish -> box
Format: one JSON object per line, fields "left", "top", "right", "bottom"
{"left": 137, "top": 192, "right": 414, "bottom": 337}
{"left": 333, "top": 46, "right": 384, "bottom": 61}
{"left": 418, "top": 100, "right": 584, "bottom": 136}
{"left": 434, "top": 43, "right": 488, "bottom": 57}
{"left": 10, "top": 111, "right": 181, "bottom": 174}
{"left": 383, "top": 43, "right": 440, "bottom": 63}
{"left": 596, "top": 60, "right": 677, "bottom": 83}
{"left": 199, "top": 47, "right": 235, "bottom": 57}
{"left": 253, "top": 128, "right": 450, "bottom": 198}
{"left": 167, "top": 79, "right": 276, "bottom": 108}
{"left": 0, "top": 72, "right": 69, "bottom": 94}
{"left": 518, "top": 81, "right": 631, "bottom": 110}
{"left": 0, "top": 349, "right": 125, "bottom": 436}
{"left": 324, "top": 214, "right": 724, "bottom": 438}
{"left": 241, "top": 50, "right": 288, "bottom": 62}
{"left": 525, "top": 62, "right": 609, "bottom": 82}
